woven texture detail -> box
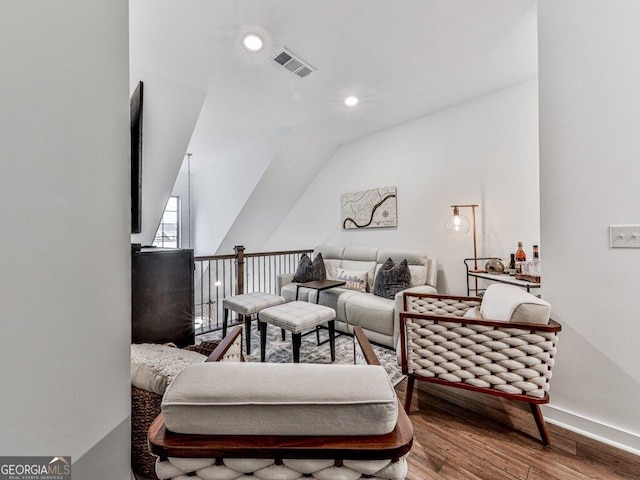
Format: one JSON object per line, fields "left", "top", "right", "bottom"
{"left": 407, "top": 296, "right": 481, "bottom": 317}
{"left": 223, "top": 292, "right": 286, "bottom": 316}
{"left": 156, "top": 456, "right": 408, "bottom": 480}
{"left": 404, "top": 296, "right": 558, "bottom": 399}
{"left": 217, "top": 332, "right": 243, "bottom": 362}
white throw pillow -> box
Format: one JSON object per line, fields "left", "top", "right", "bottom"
{"left": 480, "top": 284, "right": 551, "bottom": 325}
{"left": 335, "top": 268, "right": 368, "bottom": 293}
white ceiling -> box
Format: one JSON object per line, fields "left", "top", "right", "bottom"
{"left": 130, "top": 0, "right": 538, "bottom": 167}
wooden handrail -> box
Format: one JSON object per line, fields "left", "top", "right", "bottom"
{"left": 194, "top": 248, "right": 312, "bottom": 263}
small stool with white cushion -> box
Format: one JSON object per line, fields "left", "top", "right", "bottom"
{"left": 222, "top": 292, "right": 286, "bottom": 354}
{"left": 259, "top": 301, "right": 336, "bottom": 363}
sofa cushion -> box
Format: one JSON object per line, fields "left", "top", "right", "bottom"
{"left": 480, "top": 284, "right": 551, "bottom": 325}
{"left": 335, "top": 267, "right": 368, "bottom": 292}
{"left": 131, "top": 344, "right": 206, "bottom": 395}
{"left": 293, "top": 253, "right": 326, "bottom": 283}
{"left": 345, "top": 293, "right": 395, "bottom": 336}
{"left": 162, "top": 362, "right": 398, "bottom": 436}
{"left": 373, "top": 258, "right": 411, "bottom": 299}
{"left": 376, "top": 249, "right": 428, "bottom": 287}
{"left": 313, "top": 287, "right": 358, "bottom": 323}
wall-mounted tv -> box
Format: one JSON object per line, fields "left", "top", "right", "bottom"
{"left": 130, "top": 81, "right": 143, "bottom": 233}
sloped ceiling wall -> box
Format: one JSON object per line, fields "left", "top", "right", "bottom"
{"left": 217, "top": 128, "right": 338, "bottom": 253}
{"left": 130, "top": 67, "right": 206, "bottom": 246}
{"left": 188, "top": 134, "right": 287, "bottom": 256}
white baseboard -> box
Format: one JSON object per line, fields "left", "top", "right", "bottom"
{"left": 542, "top": 404, "right": 640, "bottom": 456}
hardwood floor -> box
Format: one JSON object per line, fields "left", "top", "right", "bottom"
{"left": 395, "top": 379, "right": 640, "bottom": 480}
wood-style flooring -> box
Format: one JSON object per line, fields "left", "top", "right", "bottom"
{"left": 395, "top": 379, "right": 640, "bottom": 480}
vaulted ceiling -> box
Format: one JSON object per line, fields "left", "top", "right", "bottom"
{"left": 130, "top": 0, "right": 538, "bottom": 170}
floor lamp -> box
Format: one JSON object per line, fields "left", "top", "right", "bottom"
{"left": 445, "top": 204, "right": 479, "bottom": 293}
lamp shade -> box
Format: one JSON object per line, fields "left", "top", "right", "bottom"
{"left": 444, "top": 207, "right": 471, "bottom": 234}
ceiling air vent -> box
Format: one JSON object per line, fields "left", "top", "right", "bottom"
{"left": 270, "top": 47, "right": 316, "bottom": 78}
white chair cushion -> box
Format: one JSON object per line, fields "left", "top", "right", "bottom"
{"left": 162, "top": 362, "right": 398, "bottom": 436}
{"left": 480, "top": 284, "right": 551, "bottom": 325}
{"left": 131, "top": 344, "right": 206, "bottom": 395}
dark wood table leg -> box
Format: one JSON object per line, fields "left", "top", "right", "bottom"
{"left": 244, "top": 315, "right": 252, "bottom": 355}
{"left": 328, "top": 320, "right": 336, "bottom": 361}
{"left": 292, "top": 333, "right": 301, "bottom": 363}
{"left": 259, "top": 319, "right": 267, "bottom": 362}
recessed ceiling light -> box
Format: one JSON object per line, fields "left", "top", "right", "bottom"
{"left": 243, "top": 34, "right": 263, "bottom": 52}
{"left": 344, "top": 96, "right": 359, "bottom": 107}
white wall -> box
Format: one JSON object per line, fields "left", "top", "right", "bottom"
{"left": 0, "top": 0, "right": 131, "bottom": 476}
{"left": 191, "top": 135, "right": 287, "bottom": 256}
{"left": 219, "top": 128, "right": 338, "bottom": 253}
{"left": 538, "top": 0, "right": 640, "bottom": 453}
{"left": 265, "top": 80, "right": 541, "bottom": 295}
{"left": 130, "top": 67, "right": 206, "bottom": 246}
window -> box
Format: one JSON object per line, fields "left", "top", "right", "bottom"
{"left": 153, "top": 196, "right": 180, "bottom": 248}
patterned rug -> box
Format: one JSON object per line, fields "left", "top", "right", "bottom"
{"left": 197, "top": 324, "right": 405, "bottom": 386}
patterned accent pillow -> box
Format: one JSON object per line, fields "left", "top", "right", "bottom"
{"left": 293, "top": 253, "right": 327, "bottom": 283}
{"left": 335, "top": 268, "right": 368, "bottom": 293}
{"left": 373, "top": 258, "right": 411, "bottom": 299}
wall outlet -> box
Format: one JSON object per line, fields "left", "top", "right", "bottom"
{"left": 609, "top": 225, "right": 640, "bottom": 248}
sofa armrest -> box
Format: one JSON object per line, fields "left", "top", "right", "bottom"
{"left": 205, "top": 326, "right": 243, "bottom": 362}
{"left": 276, "top": 272, "right": 295, "bottom": 294}
{"left": 392, "top": 285, "right": 438, "bottom": 348}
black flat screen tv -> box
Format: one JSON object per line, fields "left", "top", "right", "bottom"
{"left": 130, "top": 81, "right": 143, "bottom": 233}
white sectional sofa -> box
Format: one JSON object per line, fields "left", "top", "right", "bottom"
{"left": 276, "top": 245, "right": 438, "bottom": 348}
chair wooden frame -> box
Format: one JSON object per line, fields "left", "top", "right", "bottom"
{"left": 400, "top": 292, "right": 561, "bottom": 446}
{"left": 147, "top": 326, "right": 413, "bottom": 478}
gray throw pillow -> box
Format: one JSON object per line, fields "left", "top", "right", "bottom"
{"left": 373, "top": 258, "right": 411, "bottom": 299}
{"left": 292, "top": 253, "right": 327, "bottom": 283}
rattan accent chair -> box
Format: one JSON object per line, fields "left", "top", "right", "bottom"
{"left": 131, "top": 339, "right": 224, "bottom": 479}
{"left": 399, "top": 290, "right": 561, "bottom": 445}
{"left": 147, "top": 326, "right": 413, "bottom": 480}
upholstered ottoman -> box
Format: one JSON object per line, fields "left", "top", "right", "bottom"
{"left": 258, "top": 301, "right": 336, "bottom": 363}
{"left": 222, "top": 292, "right": 286, "bottom": 354}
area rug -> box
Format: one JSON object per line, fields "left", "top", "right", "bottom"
{"left": 197, "top": 324, "right": 405, "bottom": 386}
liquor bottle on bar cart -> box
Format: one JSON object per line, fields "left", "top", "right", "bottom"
{"left": 509, "top": 253, "right": 516, "bottom": 276}
{"left": 515, "top": 242, "right": 526, "bottom": 274}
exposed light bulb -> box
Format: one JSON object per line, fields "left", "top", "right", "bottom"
{"left": 344, "top": 96, "right": 359, "bottom": 107}
{"left": 243, "top": 34, "right": 263, "bottom": 52}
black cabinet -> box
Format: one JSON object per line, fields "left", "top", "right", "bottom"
{"left": 132, "top": 247, "right": 194, "bottom": 347}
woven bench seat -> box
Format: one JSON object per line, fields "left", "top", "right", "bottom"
{"left": 148, "top": 326, "right": 413, "bottom": 480}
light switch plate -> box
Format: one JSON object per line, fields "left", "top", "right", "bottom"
{"left": 609, "top": 225, "right": 640, "bottom": 248}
